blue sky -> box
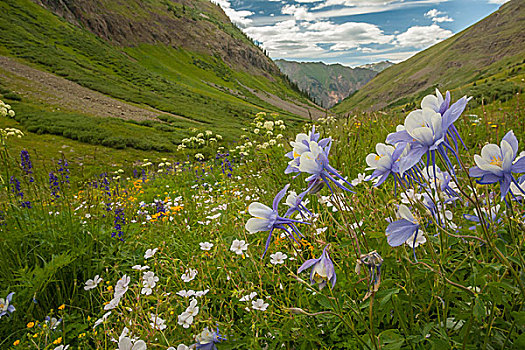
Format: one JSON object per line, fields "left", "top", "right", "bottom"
{"left": 211, "top": 0, "right": 509, "bottom": 67}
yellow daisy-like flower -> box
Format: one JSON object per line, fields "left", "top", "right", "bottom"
{"left": 58, "top": 304, "right": 65, "bottom": 310}
{"left": 27, "top": 322, "right": 35, "bottom": 328}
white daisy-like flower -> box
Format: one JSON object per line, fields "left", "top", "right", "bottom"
{"left": 185, "top": 298, "right": 199, "bottom": 316}
{"left": 195, "top": 289, "right": 209, "bottom": 297}
{"left": 181, "top": 268, "right": 198, "bottom": 282}
{"left": 239, "top": 292, "right": 257, "bottom": 302}
{"left": 270, "top": 252, "right": 287, "bottom": 265}
{"left": 149, "top": 314, "right": 167, "bottom": 331}
{"left": 93, "top": 311, "right": 111, "bottom": 328}
{"left": 177, "top": 311, "right": 194, "bottom": 328}
{"left": 177, "top": 290, "right": 196, "bottom": 298}
{"left": 230, "top": 239, "right": 248, "bottom": 255}
{"left": 199, "top": 242, "right": 214, "bottom": 251}
{"left": 132, "top": 265, "right": 150, "bottom": 271}
{"left": 104, "top": 296, "right": 121, "bottom": 311}
{"left": 251, "top": 298, "right": 269, "bottom": 311}
{"left": 114, "top": 275, "right": 130, "bottom": 299}
{"left": 84, "top": 275, "right": 103, "bottom": 291}
{"left": 144, "top": 248, "right": 158, "bottom": 259}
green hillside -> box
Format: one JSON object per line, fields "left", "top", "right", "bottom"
{"left": 333, "top": 0, "right": 525, "bottom": 113}
{"left": 275, "top": 60, "right": 377, "bottom": 108}
{"left": 0, "top": 0, "right": 321, "bottom": 154}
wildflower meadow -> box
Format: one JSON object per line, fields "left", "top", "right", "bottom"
{"left": 1, "top": 92, "right": 524, "bottom": 349}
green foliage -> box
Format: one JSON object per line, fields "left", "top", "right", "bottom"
{"left": 333, "top": 0, "right": 525, "bottom": 112}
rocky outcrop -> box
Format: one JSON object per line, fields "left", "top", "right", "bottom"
{"left": 33, "top": 0, "right": 278, "bottom": 76}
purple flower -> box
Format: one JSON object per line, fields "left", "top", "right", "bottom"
{"left": 386, "top": 92, "right": 469, "bottom": 175}
{"left": 385, "top": 205, "right": 422, "bottom": 258}
{"left": 245, "top": 184, "right": 308, "bottom": 256}
{"left": 112, "top": 208, "right": 126, "bottom": 241}
{"left": 20, "top": 150, "right": 34, "bottom": 182}
{"left": 194, "top": 327, "right": 226, "bottom": 350}
{"left": 365, "top": 143, "right": 406, "bottom": 186}
{"left": 469, "top": 130, "right": 525, "bottom": 199}
{"left": 296, "top": 140, "right": 353, "bottom": 193}
{"left": 284, "top": 190, "right": 311, "bottom": 218}
{"left": 297, "top": 245, "right": 336, "bottom": 289}
{"left": 0, "top": 292, "right": 15, "bottom": 318}
{"left": 49, "top": 172, "right": 60, "bottom": 199}
{"left": 284, "top": 126, "right": 322, "bottom": 174}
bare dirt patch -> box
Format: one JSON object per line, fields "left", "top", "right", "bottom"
{"left": 239, "top": 83, "right": 326, "bottom": 120}
{"left": 0, "top": 55, "right": 192, "bottom": 122}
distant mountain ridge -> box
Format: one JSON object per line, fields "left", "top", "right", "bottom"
{"left": 333, "top": 0, "right": 525, "bottom": 112}
{"left": 358, "top": 61, "right": 394, "bottom": 73}
{"left": 275, "top": 60, "right": 378, "bottom": 108}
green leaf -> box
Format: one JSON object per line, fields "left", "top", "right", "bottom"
{"left": 473, "top": 297, "right": 486, "bottom": 321}
{"left": 378, "top": 329, "right": 405, "bottom": 350}
{"left": 514, "top": 333, "right": 525, "bottom": 349}
{"left": 510, "top": 311, "right": 525, "bottom": 325}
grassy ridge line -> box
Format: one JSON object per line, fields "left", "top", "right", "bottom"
{"left": 0, "top": 0, "right": 310, "bottom": 139}
{"left": 333, "top": 0, "right": 525, "bottom": 112}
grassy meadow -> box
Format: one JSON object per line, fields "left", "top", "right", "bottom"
{"left": 1, "top": 89, "right": 525, "bottom": 349}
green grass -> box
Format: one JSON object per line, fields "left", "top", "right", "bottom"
{"left": 0, "top": 0, "right": 310, "bottom": 148}
{"left": 332, "top": 0, "right": 525, "bottom": 113}
{"left": 1, "top": 95, "right": 524, "bottom": 348}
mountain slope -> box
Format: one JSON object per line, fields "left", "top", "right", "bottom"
{"left": 0, "top": 0, "right": 322, "bottom": 152}
{"left": 358, "top": 61, "right": 394, "bottom": 73}
{"left": 333, "top": 0, "right": 525, "bottom": 112}
{"left": 275, "top": 60, "right": 377, "bottom": 108}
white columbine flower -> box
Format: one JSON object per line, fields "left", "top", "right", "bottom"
{"left": 84, "top": 275, "right": 103, "bottom": 291}
{"left": 181, "top": 268, "right": 198, "bottom": 282}
{"left": 230, "top": 239, "right": 248, "bottom": 255}
{"left": 270, "top": 252, "right": 287, "bottom": 265}
{"left": 144, "top": 248, "right": 158, "bottom": 259}
{"left": 199, "top": 242, "right": 214, "bottom": 251}
{"left": 252, "top": 299, "right": 269, "bottom": 311}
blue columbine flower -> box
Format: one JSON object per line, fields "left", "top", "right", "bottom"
{"left": 245, "top": 184, "right": 308, "bottom": 256}
{"left": 0, "top": 292, "right": 15, "bottom": 318}
{"left": 297, "top": 245, "right": 336, "bottom": 290}
{"left": 284, "top": 189, "right": 311, "bottom": 219}
{"left": 194, "top": 327, "right": 226, "bottom": 350}
{"left": 386, "top": 93, "right": 469, "bottom": 175}
{"left": 365, "top": 142, "right": 407, "bottom": 186}
{"left": 296, "top": 139, "right": 353, "bottom": 193}
{"left": 285, "top": 126, "right": 328, "bottom": 174}
{"left": 469, "top": 130, "right": 525, "bottom": 199}
{"left": 385, "top": 205, "right": 423, "bottom": 258}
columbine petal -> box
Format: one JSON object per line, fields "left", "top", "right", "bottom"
{"left": 245, "top": 218, "right": 271, "bottom": 234}
{"left": 386, "top": 220, "right": 419, "bottom": 247}
{"left": 248, "top": 202, "right": 274, "bottom": 219}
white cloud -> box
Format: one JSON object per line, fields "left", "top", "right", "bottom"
{"left": 424, "top": 8, "right": 453, "bottom": 22}
{"left": 211, "top": 0, "right": 254, "bottom": 27}
{"left": 395, "top": 24, "right": 453, "bottom": 48}
{"left": 244, "top": 19, "right": 393, "bottom": 58}
{"left": 281, "top": 5, "right": 317, "bottom": 21}
{"left": 424, "top": 9, "right": 443, "bottom": 18}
